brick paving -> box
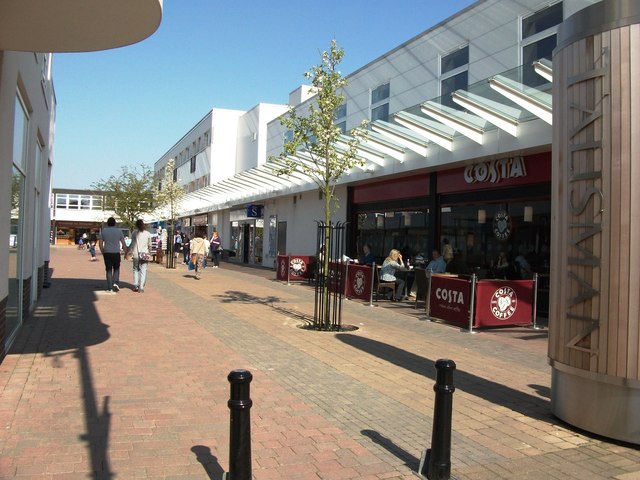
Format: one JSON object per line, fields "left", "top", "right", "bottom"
{"left": 0, "top": 246, "right": 639, "bottom": 479}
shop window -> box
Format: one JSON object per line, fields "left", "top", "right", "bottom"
{"left": 357, "top": 210, "right": 430, "bottom": 262}
{"left": 56, "top": 195, "right": 68, "bottom": 209}
{"left": 335, "top": 103, "right": 347, "bottom": 134}
{"left": 440, "top": 45, "right": 469, "bottom": 110}
{"left": 520, "top": 2, "right": 563, "bottom": 86}
{"left": 371, "top": 83, "right": 390, "bottom": 122}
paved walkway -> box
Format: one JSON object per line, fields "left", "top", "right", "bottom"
{"left": 0, "top": 246, "right": 639, "bottom": 479}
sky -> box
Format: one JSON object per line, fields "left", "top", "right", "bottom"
{"left": 52, "top": 0, "right": 477, "bottom": 189}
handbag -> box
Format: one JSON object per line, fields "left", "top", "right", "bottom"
{"left": 135, "top": 232, "right": 150, "bottom": 262}
{"left": 188, "top": 258, "right": 195, "bottom": 270}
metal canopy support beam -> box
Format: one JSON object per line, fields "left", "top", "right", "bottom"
{"left": 451, "top": 91, "right": 519, "bottom": 137}
{"left": 489, "top": 76, "right": 552, "bottom": 125}
{"left": 393, "top": 111, "right": 455, "bottom": 151}
{"left": 356, "top": 129, "right": 406, "bottom": 162}
{"left": 264, "top": 160, "right": 313, "bottom": 184}
{"left": 370, "top": 120, "right": 429, "bottom": 157}
{"left": 337, "top": 134, "right": 391, "bottom": 166}
{"left": 420, "top": 101, "right": 485, "bottom": 145}
{"left": 533, "top": 59, "right": 553, "bottom": 82}
{"left": 239, "top": 169, "right": 290, "bottom": 189}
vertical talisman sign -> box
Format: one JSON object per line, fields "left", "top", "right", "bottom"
{"left": 550, "top": 0, "right": 640, "bottom": 445}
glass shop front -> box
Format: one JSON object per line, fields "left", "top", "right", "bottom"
{"left": 349, "top": 152, "right": 551, "bottom": 316}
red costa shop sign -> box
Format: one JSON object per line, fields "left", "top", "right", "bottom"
{"left": 276, "top": 255, "right": 316, "bottom": 282}
{"left": 428, "top": 275, "right": 472, "bottom": 327}
{"left": 345, "top": 264, "right": 373, "bottom": 301}
{"left": 474, "top": 280, "right": 534, "bottom": 327}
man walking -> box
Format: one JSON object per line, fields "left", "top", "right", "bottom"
{"left": 99, "top": 217, "right": 128, "bottom": 292}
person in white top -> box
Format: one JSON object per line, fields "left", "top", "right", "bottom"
{"left": 130, "top": 219, "right": 152, "bottom": 293}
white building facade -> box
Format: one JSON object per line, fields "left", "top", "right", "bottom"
{"left": 171, "top": 0, "right": 596, "bottom": 268}
{"left": 0, "top": 1, "right": 162, "bottom": 361}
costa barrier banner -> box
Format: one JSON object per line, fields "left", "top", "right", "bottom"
{"left": 429, "top": 275, "right": 472, "bottom": 327}
{"left": 344, "top": 264, "right": 373, "bottom": 300}
{"left": 276, "top": 255, "right": 289, "bottom": 281}
{"left": 276, "top": 255, "right": 316, "bottom": 282}
{"left": 474, "top": 280, "right": 534, "bottom": 327}
{"left": 327, "top": 261, "right": 345, "bottom": 293}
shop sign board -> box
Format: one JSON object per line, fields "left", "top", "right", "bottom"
{"left": 345, "top": 264, "right": 373, "bottom": 300}
{"left": 276, "top": 255, "right": 316, "bottom": 282}
{"left": 474, "top": 280, "right": 533, "bottom": 327}
{"left": 429, "top": 275, "right": 471, "bottom": 327}
{"left": 246, "top": 204, "right": 264, "bottom": 218}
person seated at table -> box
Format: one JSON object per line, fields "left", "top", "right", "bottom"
{"left": 381, "top": 249, "right": 406, "bottom": 301}
{"left": 426, "top": 249, "right": 446, "bottom": 273}
{"left": 359, "top": 243, "right": 375, "bottom": 265}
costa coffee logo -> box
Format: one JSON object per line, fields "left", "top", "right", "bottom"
{"left": 464, "top": 157, "right": 526, "bottom": 184}
{"left": 493, "top": 211, "right": 512, "bottom": 241}
{"left": 289, "top": 257, "right": 307, "bottom": 276}
{"left": 279, "top": 258, "right": 287, "bottom": 277}
{"left": 352, "top": 270, "right": 367, "bottom": 295}
{"left": 490, "top": 286, "right": 517, "bottom": 320}
{"left": 435, "top": 288, "right": 465, "bottom": 304}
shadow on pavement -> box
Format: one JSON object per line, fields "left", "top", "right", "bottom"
{"left": 362, "top": 429, "right": 420, "bottom": 470}
{"left": 191, "top": 445, "right": 225, "bottom": 479}
{"left": 335, "top": 333, "right": 552, "bottom": 421}
{"left": 10, "top": 278, "right": 113, "bottom": 480}
{"left": 215, "top": 290, "right": 281, "bottom": 305}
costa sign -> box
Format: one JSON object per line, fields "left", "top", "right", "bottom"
{"left": 464, "top": 157, "right": 526, "bottom": 184}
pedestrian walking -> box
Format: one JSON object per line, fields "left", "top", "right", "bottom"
{"left": 130, "top": 219, "right": 152, "bottom": 293}
{"left": 98, "top": 217, "right": 128, "bottom": 292}
{"left": 210, "top": 231, "right": 222, "bottom": 268}
{"left": 88, "top": 229, "right": 98, "bottom": 261}
{"left": 190, "top": 231, "right": 207, "bottom": 279}
{"left": 182, "top": 232, "right": 191, "bottom": 264}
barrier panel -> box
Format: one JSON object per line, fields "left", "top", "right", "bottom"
{"left": 276, "top": 255, "right": 316, "bottom": 283}
{"left": 428, "top": 275, "right": 473, "bottom": 328}
{"left": 344, "top": 264, "right": 373, "bottom": 301}
{"left": 474, "top": 279, "right": 534, "bottom": 328}
{"left": 276, "top": 255, "right": 289, "bottom": 281}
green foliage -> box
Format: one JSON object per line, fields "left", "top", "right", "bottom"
{"left": 270, "top": 39, "right": 368, "bottom": 224}
{"left": 92, "top": 164, "right": 156, "bottom": 230}
{"left": 155, "top": 158, "right": 185, "bottom": 224}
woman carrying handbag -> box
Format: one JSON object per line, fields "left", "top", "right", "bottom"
{"left": 130, "top": 219, "right": 152, "bottom": 293}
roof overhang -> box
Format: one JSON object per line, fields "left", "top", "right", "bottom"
{"left": 0, "top": 0, "right": 163, "bottom": 52}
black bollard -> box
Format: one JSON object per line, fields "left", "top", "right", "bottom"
{"left": 227, "top": 369, "right": 253, "bottom": 480}
{"left": 420, "top": 359, "right": 456, "bottom": 480}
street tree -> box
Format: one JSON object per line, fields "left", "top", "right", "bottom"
{"left": 271, "top": 39, "right": 368, "bottom": 329}
{"left": 92, "top": 164, "right": 156, "bottom": 230}
{"left": 155, "top": 158, "right": 185, "bottom": 268}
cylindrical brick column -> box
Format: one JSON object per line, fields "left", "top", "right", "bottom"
{"left": 550, "top": 0, "right": 640, "bottom": 444}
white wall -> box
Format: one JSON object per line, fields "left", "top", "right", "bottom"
{"left": 263, "top": 185, "right": 348, "bottom": 260}
{"left": 0, "top": 51, "right": 55, "bottom": 304}
{"left": 235, "top": 103, "right": 287, "bottom": 173}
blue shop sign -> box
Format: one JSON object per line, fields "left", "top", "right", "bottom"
{"left": 246, "top": 204, "right": 264, "bottom": 218}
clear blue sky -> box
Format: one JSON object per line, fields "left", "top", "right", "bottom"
{"left": 53, "top": 0, "right": 477, "bottom": 189}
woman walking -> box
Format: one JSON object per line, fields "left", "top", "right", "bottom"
{"left": 190, "top": 231, "right": 207, "bottom": 279}
{"left": 209, "top": 231, "right": 222, "bottom": 268}
{"left": 130, "top": 219, "right": 152, "bottom": 293}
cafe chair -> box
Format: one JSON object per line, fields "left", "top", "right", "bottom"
{"left": 374, "top": 264, "right": 396, "bottom": 301}
{"left": 413, "top": 267, "right": 429, "bottom": 310}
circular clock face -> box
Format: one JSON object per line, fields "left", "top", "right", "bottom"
{"left": 493, "top": 210, "right": 512, "bottom": 241}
